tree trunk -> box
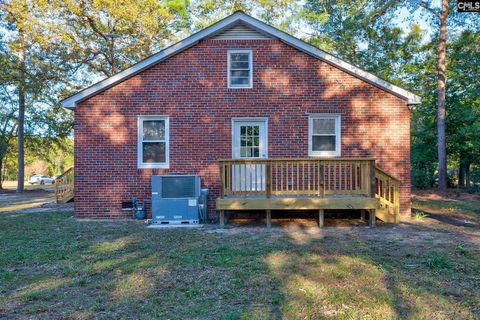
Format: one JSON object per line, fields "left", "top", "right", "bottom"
{"left": 16, "top": 28, "right": 25, "bottom": 193}
{"left": 0, "top": 157, "right": 3, "bottom": 189}
{"left": 436, "top": 0, "right": 448, "bottom": 190}
{"left": 465, "top": 163, "right": 471, "bottom": 192}
{"left": 458, "top": 162, "right": 465, "bottom": 188}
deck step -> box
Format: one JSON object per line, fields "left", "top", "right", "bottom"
{"left": 58, "top": 193, "right": 74, "bottom": 203}
{"left": 375, "top": 207, "right": 397, "bottom": 223}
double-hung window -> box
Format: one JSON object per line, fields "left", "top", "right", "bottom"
{"left": 137, "top": 116, "right": 169, "bottom": 168}
{"left": 308, "top": 115, "right": 341, "bottom": 157}
{"left": 228, "top": 50, "right": 252, "bottom": 88}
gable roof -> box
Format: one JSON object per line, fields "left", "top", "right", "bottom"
{"left": 62, "top": 11, "right": 421, "bottom": 109}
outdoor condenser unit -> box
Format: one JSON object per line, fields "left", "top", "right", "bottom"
{"left": 151, "top": 175, "right": 201, "bottom": 224}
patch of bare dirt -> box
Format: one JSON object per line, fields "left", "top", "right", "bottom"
{"left": 423, "top": 212, "right": 478, "bottom": 228}
{"left": 204, "top": 213, "right": 480, "bottom": 250}
{"left": 0, "top": 188, "right": 16, "bottom": 194}
{"left": 17, "top": 202, "right": 74, "bottom": 213}
{"left": 40, "top": 201, "right": 74, "bottom": 212}
{"left": 0, "top": 188, "right": 50, "bottom": 194}
{"left": 412, "top": 189, "right": 480, "bottom": 230}
{"left": 413, "top": 189, "right": 480, "bottom": 202}
{"left": 0, "top": 191, "right": 73, "bottom": 213}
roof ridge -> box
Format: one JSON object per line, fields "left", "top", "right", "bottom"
{"left": 62, "top": 11, "right": 420, "bottom": 109}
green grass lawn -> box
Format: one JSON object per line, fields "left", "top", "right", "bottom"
{"left": 1, "top": 192, "right": 479, "bottom": 319}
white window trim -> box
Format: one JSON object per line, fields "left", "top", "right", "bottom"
{"left": 227, "top": 49, "right": 253, "bottom": 89}
{"left": 308, "top": 114, "right": 341, "bottom": 157}
{"left": 137, "top": 116, "right": 169, "bottom": 169}
{"left": 231, "top": 117, "right": 268, "bottom": 159}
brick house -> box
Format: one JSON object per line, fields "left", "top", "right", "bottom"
{"left": 62, "top": 12, "right": 420, "bottom": 225}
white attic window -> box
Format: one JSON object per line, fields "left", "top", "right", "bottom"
{"left": 227, "top": 50, "right": 252, "bottom": 88}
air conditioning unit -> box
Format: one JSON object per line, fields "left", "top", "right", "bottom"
{"left": 151, "top": 175, "right": 201, "bottom": 224}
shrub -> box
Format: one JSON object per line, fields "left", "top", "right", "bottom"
{"left": 425, "top": 253, "right": 452, "bottom": 271}
{"left": 414, "top": 210, "right": 428, "bottom": 220}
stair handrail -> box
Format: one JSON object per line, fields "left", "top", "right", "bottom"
{"left": 54, "top": 166, "right": 74, "bottom": 182}
{"left": 54, "top": 166, "right": 74, "bottom": 203}
{"left": 375, "top": 166, "right": 400, "bottom": 182}
{"left": 374, "top": 166, "right": 400, "bottom": 222}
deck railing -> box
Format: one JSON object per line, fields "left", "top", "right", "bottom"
{"left": 219, "top": 158, "right": 376, "bottom": 198}
{"left": 54, "top": 167, "right": 74, "bottom": 203}
{"left": 375, "top": 167, "right": 400, "bottom": 221}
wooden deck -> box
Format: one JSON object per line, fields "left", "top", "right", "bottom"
{"left": 217, "top": 194, "right": 377, "bottom": 210}
{"left": 217, "top": 158, "right": 400, "bottom": 227}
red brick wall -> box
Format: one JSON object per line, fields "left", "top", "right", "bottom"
{"left": 74, "top": 39, "right": 411, "bottom": 219}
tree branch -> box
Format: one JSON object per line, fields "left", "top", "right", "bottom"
{"left": 418, "top": 1, "right": 441, "bottom": 19}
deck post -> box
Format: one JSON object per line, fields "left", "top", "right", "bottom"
{"left": 219, "top": 162, "right": 225, "bottom": 198}
{"left": 266, "top": 209, "right": 271, "bottom": 228}
{"left": 360, "top": 209, "right": 366, "bottom": 222}
{"left": 219, "top": 210, "right": 225, "bottom": 228}
{"left": 319, "top": 164, "right": 325, "bottom": 197}
{"left": 370, "top": 160, "right": 376, "bottom": 199}
{"left": 369, "top": 209, "right": 376, "bottom": 227}
{"left": 394, "top": 181, "right": 400, "bottom": 223}
{"left": 266, "top": 162, "right": 272, "bottom": 198}
{"left": 318, "top": 209, "right": 324, "bottom": 228}
{"left": 369, "top": 160, "right": 376, "bottom": 228}
{"left": 54, "top": 180, "right": 59, "bottom": 204}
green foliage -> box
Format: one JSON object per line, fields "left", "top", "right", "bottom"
{"left": 455, "top": 244, "right": 469, "bottom": 256}
{"left": 414, "top": 210, "right": 428, "bottom": 220}
{"left": 446, "top": 30, "right": 480, "bottom": 180}
{"left": 18, "top": 290, "right": 47, "bottom": 302}
{"left": 425, "top": 253, "right": 452, "bottom": 271}
{"left": 190, "top": 0, "right": 300, "bottom": 32}
{"left": 303, "top": 1, "right": 480, "bottom": 189}
{"left": 410, "top": 29, "right": 480, "bottom": 189}
{"left": 55, "top": 0, "right": 191, "bottom": 77}
{"left": 1, "top": 0, "right": 191, "bottom": 186}
{"left": 303, "top": 0, "right": 422, "bottom": 84}
{"left": 0, "top": 0, "right": 78, "bottom": 187}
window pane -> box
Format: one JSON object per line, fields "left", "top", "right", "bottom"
{"left": 230, "top": 53, "right": 249, "bottom": 61}
{"left": 253, "top": 147, "right": 259, "bottom": 157}
{"left": 313, "top": 119, "right": 335, "bottom": 135}
{"left": 229, "top": 52, "right": 251, "bottom": 87}
{"left": 230, "top": 77, "right": 250, "bottom": 85}
{"left": 143, "top": 120, "right": 165, "bottom": 140}
{"left": 231, "top": 61, "right": 249, "bottom": 69}
{"left": 241, "top": 138, "right": 247, "bottom": 147}
{"left": 231, "top": 70, "right": 249, "bottom": 77}
{"left": 312, "top": 136, "right": 336, "bottom": 151}
{"left": 143, "top": 142, "right": 166, "bottom": 163}
{"left": 253, "top": 136, "right": 259, "bottom": 147}
{"left": 240, "top": 147, "right": 247, "bottom": 157}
